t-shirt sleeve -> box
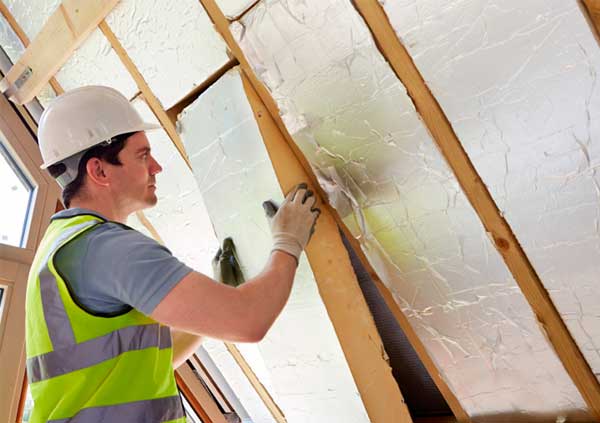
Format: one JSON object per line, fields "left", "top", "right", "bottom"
{"left": 82, "top": 223, "right": 194, "bottom": 315}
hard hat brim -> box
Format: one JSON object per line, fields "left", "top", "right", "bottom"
{"left": 40, "top": 122, "right": 162, "bottom": 169}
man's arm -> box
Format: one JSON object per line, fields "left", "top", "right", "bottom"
{"left": 152, "top": 251, "right": 297, "bottom": 342}
{"left": 152, "top": 184, "right": 318, "bottom": 343}
{"left": 171, "top": 329, "right": 204, "bottom": 369}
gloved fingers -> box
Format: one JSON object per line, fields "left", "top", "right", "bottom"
{"left": 262, "top": 200, "right": 279, "bottom": 218}
{"left": 286, "top": 182, "right": 308, "bottom": 202}
{"left": 301, "top": 188, "right": 315, "bottom": 204}
{"left": 303, "top": 192, "right": 317, "bottom": 208}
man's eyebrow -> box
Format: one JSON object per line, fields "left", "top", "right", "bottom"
{"left": 136, "top": 146, "right": 151, "bottom": 154}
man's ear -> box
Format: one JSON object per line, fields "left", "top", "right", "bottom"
{"left": 85, "top": 158, "right": 110, "bottom": 187}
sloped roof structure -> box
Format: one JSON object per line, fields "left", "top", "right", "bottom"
{"left": 1, "top": 1, "right": 600, "bottom": 422}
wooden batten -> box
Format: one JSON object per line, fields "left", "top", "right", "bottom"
{"left": 165, "top": 58, "right": 238, "bottom": 125}
{"left": 352, "top": 0, "right": 600, "bottom": 419}
{"left": 240, "top": 71, "right": 413, "bottom": 423}
{"left": 0, "top": 0, "right": 115, "bottom": 104}
{"left": 223, "top": 343, "right": 287, "bottom": 423}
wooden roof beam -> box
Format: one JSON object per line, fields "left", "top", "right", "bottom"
{"left": 240, "top": 71, "right": 413, "bottom": 423}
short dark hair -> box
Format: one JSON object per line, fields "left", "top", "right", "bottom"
{"left": 48, "top": 132, "right": 135, "bottom": 208}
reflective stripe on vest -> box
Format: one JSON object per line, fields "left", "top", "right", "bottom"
{"left": 27, "top": 324, "right": 172, "bottom": 383}
{"left": 46, "top": 395, "right": 184, "bottom": 423}
{"left": 39, "top": 221, "right": 95, "bottom": 349}
{"left": 26, "top": 215, "right": 184, "bottom": 423}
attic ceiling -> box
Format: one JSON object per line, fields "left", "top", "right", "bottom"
{"left": 2, "top": 0, "right": 600, "bottom": 422}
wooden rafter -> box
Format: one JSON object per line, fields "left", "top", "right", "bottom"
{"left": 240, "top": 71, "right": 412, "bottom": 423}
{"left": 352, "top": 0, "right": 600, "bottom": 419}
{"left": 583, "top": 0, "right": 600, "bottom": 29}
{"left": 0, "top": 1, "right": 64, "bottom": 95}
{"left": 0, "top": 0, "right": 117, "bottom": 104}
{"left": 582, "top": 0, "right": 600, "bottom": 42}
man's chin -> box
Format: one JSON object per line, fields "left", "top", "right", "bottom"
{"left": 139, "top": 194, "right": 158, "bottom": 210}
{"left": 147, "top": 194, "right": 158, "bottom": 207}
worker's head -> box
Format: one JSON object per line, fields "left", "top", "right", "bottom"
{"left": 48, "top": 131, "right": 162, "bottom": 209}
{"left": 38, "top": 86, "right": 162, "bottom": 209}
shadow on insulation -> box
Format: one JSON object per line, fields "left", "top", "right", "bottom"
{"left": 339, "top": 229, "right": 451, "bottom": 418}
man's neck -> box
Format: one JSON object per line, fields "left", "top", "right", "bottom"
{"left": 69, "top": 199, "right": 130, "bottom": 224}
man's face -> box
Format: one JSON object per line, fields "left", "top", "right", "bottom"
{"left": 109, "top": 132, "right": 162, "bottom": 211}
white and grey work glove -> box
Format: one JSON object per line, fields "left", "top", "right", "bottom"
{"left": 263, "top": 183, "right": 321, "bottom": 264}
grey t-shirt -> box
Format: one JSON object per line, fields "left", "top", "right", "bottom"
{"left": 53, "top": 208, "right": 193, "bottom": 315}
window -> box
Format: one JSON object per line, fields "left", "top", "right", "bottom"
{"left": 0, "top": 141, "right": 34, "bottom": 247}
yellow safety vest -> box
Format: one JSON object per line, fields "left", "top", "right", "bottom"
{"left": 25, "top": 213, "right": 186, "bottom": 423}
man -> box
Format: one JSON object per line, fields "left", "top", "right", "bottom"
{"left": 26, "top": 86, "right": 320, "bottom": 422}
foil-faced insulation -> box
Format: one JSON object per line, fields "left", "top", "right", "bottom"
{"left": 0, "top": 13, "right": 25, "bottom": 67}
{"left": 380, "top": 0, "right": 600, "bottom": 384}
{"left": 4, "top": 0, "right": 137, "bottom": 99}
{"left": 216, "top": 0, "right": 260, "bottom": 20}
{"left": 106, "top": 0, "right": 230, "bottom": 109}
{"left": 178, "top": 67, "right": 370, "bottom": 423}
{"left": 129, "top": 98, "right": 219, "bottom": 275}
{"left": 234, "top": 0, "right": 591, "bottom": 420}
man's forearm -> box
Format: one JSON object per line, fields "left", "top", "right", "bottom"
{"left": 172, "top": 328, "right": 204, "bottom": 369}
{"left": 237, "top": 250, "right": 297, "bottom": 339}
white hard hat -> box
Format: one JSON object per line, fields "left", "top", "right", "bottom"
{"left": 39, "top": 85, "right": 160, "bottom": 170}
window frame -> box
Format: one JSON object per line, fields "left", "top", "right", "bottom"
{"left": 0, "top": 91, "right": 59, "bottom": 423}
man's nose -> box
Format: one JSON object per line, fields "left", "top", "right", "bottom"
{"left": 150, "top": 156, "right": 163, "bottom": 175}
